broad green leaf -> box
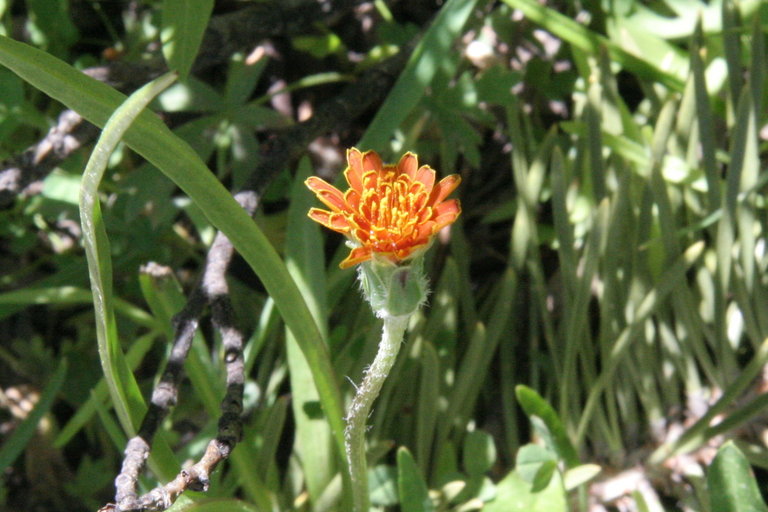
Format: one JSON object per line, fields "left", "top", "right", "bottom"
{"left": 484, "top": 468, "right": 567, "bottom": 512}
{"left": 397, "top": 447, "right": 433, "bottom": 512}
{"left": 515, "top": 443, "right": 556, "bottom": 485}
{"left": 708, "top": 442, "right": 768, "bottom": 512}
{"left": 161, "top": 0, "right": 214, "bottom": 80}
{"left": 516, "top": 385, "right": 579, "bottom": 467}
{"left": 463, "top": 430, "right": 497, "bottom": 477}
{"left": 531, "top": 460, "right": 558, "bottom": 493}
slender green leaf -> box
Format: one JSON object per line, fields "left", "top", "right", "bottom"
{"left": 416, "top": 341, "right": 440, "bottom": 472}
{"left": 285, "top": 157, "right": 335, "bottom": 503}
{"left": 161, "top": 0, "right": 214, "bottom": 80}
{"left": 78, "top": 71, "right": 179, "bottom": 481}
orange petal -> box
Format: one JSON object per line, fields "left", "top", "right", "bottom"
{"left": 361, "top": 150, "right": 383, "bottom": 174}
{"left": 345, "top": 148, "right": 364, "bottom": 192}
{"left": 433, "top": 199, "right": 461, "bottom": 228}
{"left": 398, "top": 152, "right": 418, "bottom": 178}
{"left": 429, "top": 174, "right": 461, "bottom": 205}
{"left": 344, "top": 188, "right": 361, "bottom": 208}
{"left": 414, "top": 220, "right": 437, "bottom": 240}
{"left": 340, "top": 246, "right": 372, "bottom": 269}
{"left": 413, "top": 165, "right": 436, "bottom": 192}
{"left": 306, "top": 176, "right": 347, "bottom": 212}
{"left": 308, "top": 208, "right": 351, "bottom": 233}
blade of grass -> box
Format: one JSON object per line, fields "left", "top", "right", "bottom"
{"left": 721, "top": 0, "right": 743, "bottom": 115}
{"left": 284, "top": 157, "right": 336, "bottom": 504}
{"left": 0, "top": 286, "right": 159, "bottom": 329}
{"left": 690, "top": 22, "right": 720, "bottom": 212}
{"left": 78, "top": 70, "right": 180, "bottom": 480}
{"left": 161, "top": 0, "right": 214, "bottom": 80}
{"left": 415, "top": 340, "right": 440, "bottom": 473}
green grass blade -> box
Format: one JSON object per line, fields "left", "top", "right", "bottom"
{"left": 576, "top": 241, "right": 705, "bottom": 443}
{"left": 79, "top": 70, "right": 179, "bottom": 480}
{"left": 397, "top": 447, "right": 433, "bottom": 512}
{"left": 721, "top": 0, "right": 743, "bottom": 114}
{"left": 415, "top": 341, "right": 440, "bottom": 473}
{"left": 0, "top": 286, "right": 159, "bottom": 329}
{"left": 161, "top": 0, "right": 214, "bottom": 80}
{"left": 284, "top": 157, "right": 336, "bottom": 504}
{"left": 690, "top": 22, "right": 720, "bottom": 212}
{"left": 80, "top": 70, "right": 176, "bottom": 430}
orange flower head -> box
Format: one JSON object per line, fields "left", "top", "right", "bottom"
{"left": 306, "top": 148, "right": 461, "bottom": 269}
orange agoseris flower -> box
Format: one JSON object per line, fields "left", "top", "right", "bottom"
{"left": 306, "top": 148, "right": 462, "bottom": 269}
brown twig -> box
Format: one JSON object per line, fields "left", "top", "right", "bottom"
{"left": 101, "top": 192, "right": 255, "bottom": 512}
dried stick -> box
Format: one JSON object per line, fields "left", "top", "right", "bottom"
{"left": 101, "top": 193, "right": 255, "bottom": 512}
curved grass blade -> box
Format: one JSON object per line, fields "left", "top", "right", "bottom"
{"left": 79, "top": 70, "right": 180, "bottom": 480}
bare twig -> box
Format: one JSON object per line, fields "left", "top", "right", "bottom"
{"left": 101, "top": 192, "right": 255, "bottom": 512}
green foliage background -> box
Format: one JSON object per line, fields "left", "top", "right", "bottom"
{"left": 1, "top": 0, "right": 768, "bottom": 511}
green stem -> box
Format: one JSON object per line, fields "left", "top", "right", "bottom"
{"left": 345, "top": 313, "right": 410, "bottom": 512}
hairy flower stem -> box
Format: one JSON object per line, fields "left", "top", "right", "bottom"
{"left": 345, "top": 313, "right": 410, "bottom": 512}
